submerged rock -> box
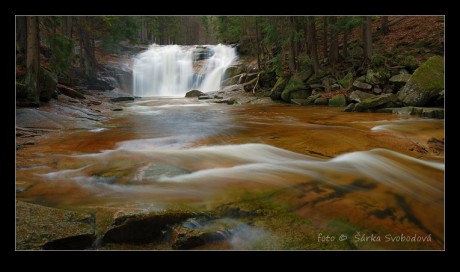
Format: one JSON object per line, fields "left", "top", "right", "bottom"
{"left": 343, "top": 103, "right": 356, "bottom": 112}
{"left": 171, "top": 218, "right": 237, "bottom": 250}
{"left": 111, "top": 96, "right": 135, "bottom": 102}
{"left": 198, "top": 95, "right": 212, "bottom": 100}
{"left": 291, "top": 99, "right": 310, "bottom": 106}
{"left": 16, "top": 201, "right": 95, "bottom": 250}
{"left": 102, "top": 211, "right": 195, "bottom": 244}
{"left": 375, "top": 107, "right": 444, "bottom": 118}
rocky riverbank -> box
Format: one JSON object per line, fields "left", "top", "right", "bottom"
{"left": 186, "top": 55, "right": 444, "bottom": 119}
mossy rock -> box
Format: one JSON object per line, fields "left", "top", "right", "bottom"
{"left": 328, "top": 94, "right": 347, "bottom": 107}
{"left": 270, "top": 75, "right": 291, "bottom": 101}
{"left": 397, "top": 56, "right": 444, "bottom": 106}
{"left": 338, "top": 72, "right": 353, "bottom": 90}
{"left": 354, "top": 93, "right": 396, "bottom": 112}
{"left": 314, "top": 97, "right": 329, "bottom": 105}
{"left": 281, "top": 77, "right": 309, "bottom": 102}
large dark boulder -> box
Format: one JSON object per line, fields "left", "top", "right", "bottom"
{"left": 102, "top": 211, "right": 194, "bottom": 244}
{"left": 185, "top": 90, "right": 204, "bottom": 98}
{"left": 38, "top": 67, "right": 58, "bottom": 102}
{"left": 397, "top": 56, "right": 444, "bottom": 106}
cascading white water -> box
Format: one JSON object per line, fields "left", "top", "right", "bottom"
{"left": 133, "top": 44, "right": 237, "bottom": 97}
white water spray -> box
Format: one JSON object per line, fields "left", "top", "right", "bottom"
{"left": 133, "top": 44, "right": 237, "bottom": 97}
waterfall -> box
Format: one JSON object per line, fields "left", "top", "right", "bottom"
{"left": 133, "top": 44, "right": 237, "bottom": 97}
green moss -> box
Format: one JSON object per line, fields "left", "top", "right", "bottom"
{"left": 403, "top": 55, "right": 420, "bottom": 72}
{"left": 328, "top": 94, "right": 347, "bottom": 107}
{"left": 410, "top": 55, "right": 444, "bottom": 92}
{"left": 281, "top": 77, "right": 307, "bottom": 102}
{"left": 314, "top": 97, "right": 329, "bottom": 105}
{"left": 370, "top": 54, "right": 386, "bottom": 68}
{"left": 338, "top": 72, "right": 353, "bottom": 90}
{"left": 271, "top": 75, "right": 290, "bottom": 93}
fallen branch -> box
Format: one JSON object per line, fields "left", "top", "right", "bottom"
{"left": 252, "top": 72, "right": 261, "bottom": 95}
{"left": 57, "top": 83, "right": 86, "bottom": 99}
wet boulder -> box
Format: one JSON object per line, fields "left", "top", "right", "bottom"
{"left": 16, "top": 201, "right": 95, "bottom": 250}
{"left": 397, "top": 56, "right": 444, "bottom": 107}
{"left": 102, "top": 211, "right": 195, "bottom": 244}
{"left": 185, "top": 90, "right": 204, "bottom": 97}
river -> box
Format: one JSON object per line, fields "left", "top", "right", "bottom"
{"left": 16, "top": 97, "right": 444, "bottom": 250}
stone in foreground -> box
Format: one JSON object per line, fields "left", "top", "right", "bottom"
{"left": 16, "top": 201, "right": 95, "bottom": 250}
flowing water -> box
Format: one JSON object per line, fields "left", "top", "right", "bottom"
{"left": 16, "top": 99, "right": 444, "bottom": 250}
{"left": 133, "top": 44, "right": 237, "bottom": 97}
{"left": 16, "top": 45, "right": 444, "bottom": 250}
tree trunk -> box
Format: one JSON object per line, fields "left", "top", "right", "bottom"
{"left": 255, "top": 17, "right": 261, "bottom": 71}
{"left": 61, "top": 16, "right": 73, "bottom": 38}
{"left": 380, "top": 16, "right": 389, "bottom": 35}
{"left": 342, "top": 30, "right": 348, "bottom": 58}
{"left": 25, "top": 16, "right": 40, "bottom": 102}
{"left": 307, "top": 17, "right": 320, "bottom": 77}
{"left": 288, "top": 16, "right": 297, "bottom": 73}
{"left": 329, "top": 16, "right": 339, "bottom": 67}
{"left": 363, "top": 16, "right": 373, "bottom": 62}
{"left": 76, "top": 17, "right": 97, "bottom": 80}
{"left": 16, "top": 16, "right": 27, "bottom": 54}
{"left": 322, "top": 16, "right": 328, "bottom": 59}
{"left": 304, "top": 18, "right": 311, "bottom": 56}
